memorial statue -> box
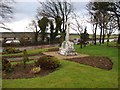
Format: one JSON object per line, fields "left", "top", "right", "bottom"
{"left": 58, "top": 22, "right": 77, "bottom": 56}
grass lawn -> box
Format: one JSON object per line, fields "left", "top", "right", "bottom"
{"left": 70, "top": 34, "right": 118, "bottom": 40}
{"left": 2, "top": 44, "right": 118, "bottom": 88}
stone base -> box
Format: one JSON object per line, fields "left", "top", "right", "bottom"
{"left": 58, "top": 41, "right": 77, "bottom": 56}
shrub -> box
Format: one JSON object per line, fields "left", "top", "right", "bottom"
{"left": 3, "top": 47, "right": 21, "bottom": 54}
{"left": 2, "top": 58, "right": 12, "bottom": 73}
{"left": 30, "top": 66, "right": 41, "bottom": 74}
{"left": 22, "top": 49, "right": 29, "bottom": 68}
{"left": 35, "top": 55, "right": 60, "bottom": 69}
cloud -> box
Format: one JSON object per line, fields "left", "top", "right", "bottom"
{"left": 1, "top": 1, "right": 39, "bottom": 32}
{"left": 3, "top": 19, "right": 31, "bottom": 32}
{"left": 15, "top": 0, "right": 39, "bottom": 2}
{"left": 1, "top": 0, "right": 118, "bottom": 35}
{"left": 71, "top": 0, "right": 90, "bottom": 2}
{"left": 15, "top": 0, "right": 90, "bottom": 2}
{"left": 1, "top": 1, "right": 90, "bottom": 33}
{"left": 6, "top": 1, "right": 40, "bottom": 23}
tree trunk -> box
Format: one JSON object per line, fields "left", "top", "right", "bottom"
{"left": 60, "top": 17, "right": 66, "bottom": 41}
{"left": 102, "top": 28, "right": 105, "bottom": 44}
{"left": 94, "top": 23, "right": 97, "bottom": 45}
{"left": 34, "top": 32, "right": 38, "bottom": 43}
{"left": 99, "top": 27, "right": 102, "bottom": 44}
{"left": 41, "top": 30, "right": 46, "bottom": 43}
{"left": 80, "top": 43, "right": 82, "bottom": 48}
{"left": 118, "top": 34, "right": 120, "bottom": 44}
{"left": 84, "top": 42, "right": 86, "bottom": 47}
{"left": 80, "top": 35, "right": 82, "bottom": 48}
{"left": 107, "top": 34, "right": 110, "bottom": 46}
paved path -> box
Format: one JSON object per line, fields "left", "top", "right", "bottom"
{"left": 7, "top": 51, "right": 89, "bottom": 62}
{"left": 43, "top": 51, "right": 89, "bottom": 60}
{"left": 6, "top": 54, "right": 43, "bottom": 62}
{"left": 15, "top": 44, "right": 58, "bottom": 51}
{"left": 2, "top": 44, "right": 59, "bottom": 61}
{"left": 1, "top": 44, "right": 59, "bottom": 53}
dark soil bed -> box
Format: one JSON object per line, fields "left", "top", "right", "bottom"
{"left": 65, "top": 56, "right": 113, "bottom": 70}
{"left": 2, "top": 63, "right": 54, "bottom": 79}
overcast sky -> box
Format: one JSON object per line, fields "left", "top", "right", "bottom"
{"left": 1, "top": 0, "right": 118, "bottom": 34}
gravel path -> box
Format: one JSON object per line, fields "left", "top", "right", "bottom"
{"left": 2, "top": 44, "right": 59, "bottom": 61}
{"left": 15, "top": 45, "right": 56, "bottom": 51}
{"left": 43, "top": 51, "right": 89, "bottom": 59}
{"left": 1, "top": 44, "right": 59, "bottom": 52}
{"left": 6, "top": 51, "right": 89, "bottom": 62}
{"left": 6, "top": 54, "right": 43, "bottom": 62}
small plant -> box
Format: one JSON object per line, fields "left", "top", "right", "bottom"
{"left": 2, "top": 58, "right": 12, "bottom": 73}
{"left": 35, "top": 55, "right": 60, "bottom": 69}
{"left": 30, "top": 65, "right": 41, "bottom": 74}
{"left": 22, "top": 49, "right": 29, "bottom": 68}
{"left": 3, "top": 47, "right": 21, "bottom": 54}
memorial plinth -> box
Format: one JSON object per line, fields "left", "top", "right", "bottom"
{"left": 58, "top": 22, "right": 77, "bottom": 56}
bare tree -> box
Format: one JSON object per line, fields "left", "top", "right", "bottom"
{"left": 106, "top": 16, "right": 118, "bottom": 46}
{"left": 86, "top": 2, "right": 99, "bottom": 45}
{"left": 90, "top": 14, "right": 98, "bottom": 45}
{"left": 86, "top": 2, "right": 117, "bottom": 45}
{"left": 71, "top": 13, "right": 84, "bottom": 35}
{"left": 37, "top": 0, "right": 73, "bottom": 42}
{"left": 107, "top": 2, "right": 120, "bottom": 44}
{"left": 0, "top": 0, "right": 14, "bottom": 30}
{"left": 27, "top": 20, "right": 40, "bottom": 43}
{"left": 71, "top": 13, "right": 89, "bottom": 48}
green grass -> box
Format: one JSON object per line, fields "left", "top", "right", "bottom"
{"left": 105, "top": 41, "right": 120, "bottom": 47}
{"left": 75, "top": 44, "right": 118, "bottom": 72}
{"left": 2, "top": 44, "right": 118, "bottom": 88}
{"left": 70, "top": 34, "right": 118, "bottom": 39}
{"left": 11, "top": 60, "right": 35, "bottom": 65}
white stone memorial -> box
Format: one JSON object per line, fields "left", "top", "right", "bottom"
{"left": 58, "top": 22, "right": 77, "bottom": 56}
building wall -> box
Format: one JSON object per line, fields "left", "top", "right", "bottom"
{"left": 1, "top": 32, "right": 50, "bottom": 42}
{"left": 1, "top": 32, "right": 36, "bottom": 41}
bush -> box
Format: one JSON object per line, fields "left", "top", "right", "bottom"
{"left": 3, "top": 47, "right": 21, "bottom": 54}
{"left": 35, "top": 55, "right": 60, "bottom": 69}
{"left": 22, "top": 49, "right": 29, "bottom": 68}
{"left": 2, "top": 58, "right": 12, "bottom": 73}
{"left": 30, "top": 66, "right": 41, "bottom": 74}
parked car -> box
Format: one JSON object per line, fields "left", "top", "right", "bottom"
{"left": 73, "top": 38, "right": 80, "bottom": 45}
{"left": 5, "top": 39, "right": 20, "bottom": 44}
{"left": 73, "top": 38, "right": 90, "bottom": 45}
